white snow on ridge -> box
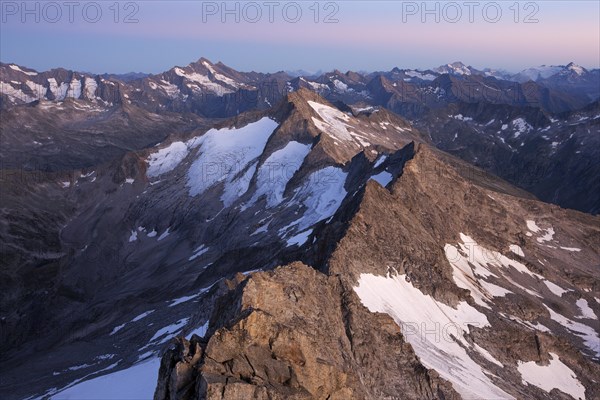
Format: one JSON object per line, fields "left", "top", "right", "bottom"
{"left": 404, "top": 70, "right": 436, "bottom": 81}
{"left": 354, "top": 272, "right": 514, "bottom": 400}
{"left": 187, "top": 117, "right": 278, "bottom": 198}
{"left": 526, "top": 220, "right": 541, "bottom": 233}
{"left": 250, "top": 141, "right": 312, "bottom": 207}
{"left": 300, "top": 77, "right": 328, "bottom": 91}
{"left": 202, "top": 61, "right": 243, "bottom": 89}
{"left": 169, "top": 286, "right": 211, "bottom": 308}
{"left": 174, "top": 67, "right": 233, "bottom": 96}
{"left": 537, "top": 227, "right": 555, "bottom": 243}
{"left": 157, "top": 228, "right": 171, "bottom": 241}
{"left": 308, "top": 100, "right": 373, "bottom": 148}
{"left": 110, "top": 310, "right": 155, "bottom": 336}
{"left": 516, "top": 66, "right": 563, "bottom": 81}
{"left": 518, "top": 353, "right": 586, "bottom": 400}
{"left": 308, "top": 101, "right": 353, "bottom": 141}
{"left": 109, "top": 324, "right": 125, "bottom": 336}
{"left": 9, "top": 64, "right": 38, "bottom": 75}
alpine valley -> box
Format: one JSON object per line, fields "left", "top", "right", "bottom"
{"left": 0, "top": 58, "right": 599, "bottom": 400}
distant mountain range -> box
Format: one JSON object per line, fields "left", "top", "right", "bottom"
{"left": 2, "top": 57, "right": 598, "bottom": 214}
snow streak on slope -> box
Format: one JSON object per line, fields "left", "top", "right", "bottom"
{"left": 544, "top": 305, "right": 600, "bottom": 357}
{"left": 187, "top": 117, "right": 278, "bottom": 198}
{"left": 146, "top": 139, "right": 201, "bottom": 178}
{"left": 173, "top": 67, "right": 234, "bottom": 96}
{"left": 517, "top": 353, "right": 586, "bottom": 400}
{"left": 250, "top": 141, "right": 312, "bottom": 207}
{"left": 201, "top": 61, "right": 244, "bottom": 89}
{"left": 287, "top": 166, "right": 347, "bottom": 231}
{"left": 308, "top": 101, "right": 373, "bottom": 148}
{"left": 444, "top": 234, "right": 527, "bottom": 309}
{"left": 354, "top": 272, "right": 514, "bottom": 400}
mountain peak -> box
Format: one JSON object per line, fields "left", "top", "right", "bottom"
{"left": 565, "top": 62, "right": 586, "bottom": 75}
{"left": 434, "top": 61, "right": 472, "bottom": 76}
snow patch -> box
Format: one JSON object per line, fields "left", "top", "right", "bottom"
{"left": 84, "top": 77, "right": 97, "bottom": 99}
{"left": 373, "top": 155, "right": 387, "bottom": 168}
{"left": 189, "top": 245, "right": 209, "bottom": 261}
{"left": 445, "top": 233, "right": 540, "bottom": 308}
{"left": 286, "top": 229, "right": 312, "bottom": 247}
{"left": 187, "top": 118, "right": 277, "bottom": 198}
{"left": 157, "top": 228, "right": 171, "bottom": 241}
{"left": 518, "top": 353, "right": 586, "bottom": 400}
{"left": 308, "top": 101, "right": 372, "bottom": 148}
{"left": 560, "top": 247, "right": 581, "bottom": 252}
{"left": 545, "top": 305, "right": 600, "bottom": 357}
{"left": 543, "top": 280, "right": 568, "bottom": 297}
{"left": 148, "top": 318, "right": 190, "bottom": 344}
{"left": 511, "top": 118, "right": 532, "bottom": 138}
{"left": 287, "top": 166, "right": 347, "bottom": 231}
{"left": 187, "top": 321, "right": 209, "bottom": 339}
{"left": 9, "top": 64, "right": 37, "bottom": 76}
{"left": 576, "top": 299, "right": 596, "bottom": 320}
{"left": 250, "top": 141, "right": 312, "bottom": 207}
{"left": 354, "top": 272, "right": 513, "bottom": 400}
{"left": 526, "top": 220, "right": 555, "bottom": 243}
{"left": 174, "top": 67, "right": 233, "bottom": 96}
{"left": 51, "top": 358, "right": 161, "bottom": 400}
{"left": 147, "top": 140, "right": 199, "bottom": 178}
{"left": 509, "top": 244, "right": 524, "bottom": 257}
{"left": 370, "top": 171, "right": 393, "bottom": 187}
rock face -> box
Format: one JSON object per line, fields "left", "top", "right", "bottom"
{"left": 154, "top": 141, "right": 600, "bottom": 400}
{"left": 155, "top": 264, "right": 460, "bottom": 400}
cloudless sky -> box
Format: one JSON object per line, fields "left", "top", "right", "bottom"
{"left": 1, "top": 1, "right": 598, "bottom": 74}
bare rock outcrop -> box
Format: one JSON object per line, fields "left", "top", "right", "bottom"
{"left": 154, "top": 263, "right": 461, "bottom": 400}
